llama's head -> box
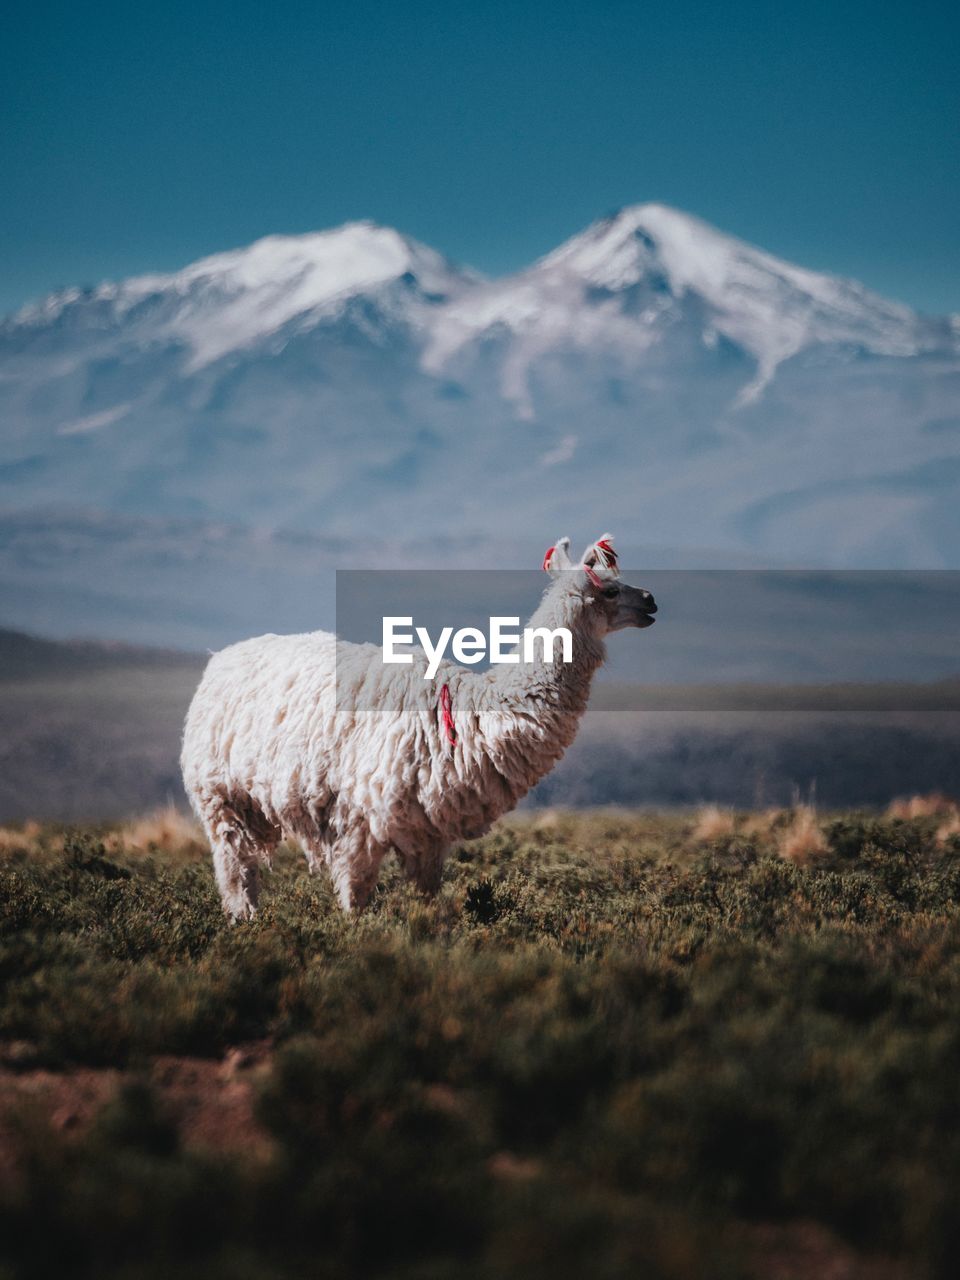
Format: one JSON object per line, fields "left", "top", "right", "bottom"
{"left": 543, "top": 534, "right": 657, "bottom": 634}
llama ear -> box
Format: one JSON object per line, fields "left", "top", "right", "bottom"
{"left": 542, "top": 536, "right": 573, "bottom": 575}
{"left": 581, "top": 533, "right": 620, "bottom": 576}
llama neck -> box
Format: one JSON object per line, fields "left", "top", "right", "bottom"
{"left": 483, "top": 579, "right": 606, "bottom": 733}
{"left": 432, "top": 580, "right": 606, "bottom": 834}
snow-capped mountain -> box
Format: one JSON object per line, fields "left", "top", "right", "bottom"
{"left": 1, "top": 206, "right": 958, "bottom": 645}
{"left": 426, "top": 204, "right": 950, "bottom": 412}
{"left": 9, "top": 220, "right": 475, "bottom": 365}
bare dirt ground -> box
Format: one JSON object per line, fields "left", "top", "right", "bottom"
{"left": 0, "top": 1041, "right": 275, "bottom": 1188}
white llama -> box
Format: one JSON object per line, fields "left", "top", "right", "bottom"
{"left": 180, "top": 535, "right": 657, "bottom": 918}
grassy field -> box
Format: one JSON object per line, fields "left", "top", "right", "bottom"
{"left": 2, "top": 807, "right": 960, "bottom": 1278}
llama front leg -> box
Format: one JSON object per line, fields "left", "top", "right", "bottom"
{"left": 202, "top": 796, "right": 278, "bottom": 921}
{"left": 401, "top": 845, "right": 446, "bottom": 897}
{"left": 212, "top": 835, "right": 260, "bottom": 920}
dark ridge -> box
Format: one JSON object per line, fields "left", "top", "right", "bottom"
{"left": 0, "top": 627, "right": 201, "bottom": 682}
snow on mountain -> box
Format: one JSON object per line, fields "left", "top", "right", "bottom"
{"left": 6, "top": 206, "right": 952, "bottom": 421}
{"left": 9, "top": 221, "right": 477, "bottom": 372}
{"left": 424, "top": 204, "right": 948, "bottom": 411}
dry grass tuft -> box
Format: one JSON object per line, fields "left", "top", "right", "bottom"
{"left": 776, "top": 806, "right": 829, "bottom": 866}
{"left": 888, "top": 793, "right": 958, "bottom": 820}
{"left": 0, "top": 821, "right": 43, "bottom": 856}
{"left": 742, "top": 808, "right": 791, "bottom": 841}
{"left": 691, "top": 806, "right": 737, "bottom": 843}
{"left": 936, "top": 812, "right": 960, "bottom": 847}
{"left": 114, "top": 805, "right": 205, "bottom": 858}
{"left": 527, "top": 809, "right": 562, "bottom": 832}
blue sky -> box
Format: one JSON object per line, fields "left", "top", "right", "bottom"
{"left": 2, "top": 0, "right": 957, "bottom": 317}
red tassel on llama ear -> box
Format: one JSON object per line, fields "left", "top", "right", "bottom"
{"left": 594, "top": 534, "right": 619, "bottom": 573}
{"left": 581, "top": 533, "right": 620, "bottom": 577}
{"left": 542, "top": 536, "right": 573, "bottom": 574}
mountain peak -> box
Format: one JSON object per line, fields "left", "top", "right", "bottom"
{"left": 538, "top": 203, "right": 687, "bottom": 288}
{"left": 517, "top": 201, "right": 931, "bottom": 403}
{"left": 133, "top": 217, "right": 470, "bottom": 303}
{"left": 10, "top": 221, "right": 478, "bottom": 370}
{"left": 597, "top": 201, "right": 710, "bottom": 238}
{"left": 167, "top": 220, "right": 436, "bottom": 289}
{"left": 543, "top": 202, "right": 822, "bottom": 292}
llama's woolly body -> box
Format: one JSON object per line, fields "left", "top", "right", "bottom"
{"left": 181, "top": 537, "right": 655, "bottom": 917}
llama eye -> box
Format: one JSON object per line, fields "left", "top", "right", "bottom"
{"left": 603, "top": 586, "right": 619, "bottom": 598}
